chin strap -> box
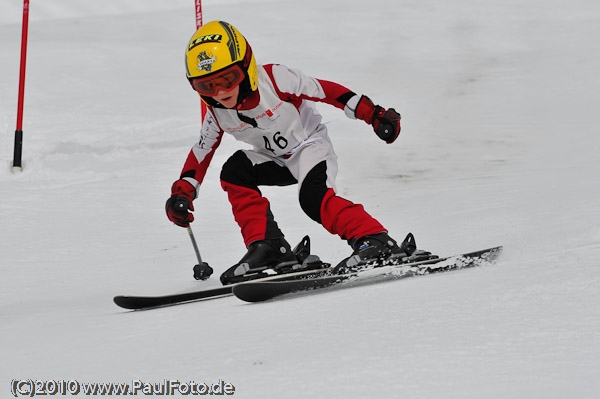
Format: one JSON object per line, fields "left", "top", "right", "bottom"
{"left": 235, "top": 94, "right": 258, "bottom": 128}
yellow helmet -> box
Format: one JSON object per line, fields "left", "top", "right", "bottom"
{"left": 185, "top": 21, "right": 258, "bottom": 102}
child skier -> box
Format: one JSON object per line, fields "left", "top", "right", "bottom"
{"left": 166, "top": 21, "right": 416, "bottom": 284}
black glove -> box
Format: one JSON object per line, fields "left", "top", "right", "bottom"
{"left": 165, "top": 179, "right": 196, "bottom": 227}
{"left": 355, "top": 95, "right": 401, "bottom": 144}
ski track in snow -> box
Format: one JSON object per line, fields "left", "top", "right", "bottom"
{"left": 1, "top": 1, "right": 599, "bottom": 398}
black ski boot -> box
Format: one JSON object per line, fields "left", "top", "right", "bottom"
{"left": 220, "top": 237, "right": 297, "bottom": 285}
{"left": 333, "top": 232, "right": 420, "bottom": 274}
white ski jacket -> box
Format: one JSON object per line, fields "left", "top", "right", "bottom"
{"left": 180, "top": 64, "right": 361, "bottom": 192}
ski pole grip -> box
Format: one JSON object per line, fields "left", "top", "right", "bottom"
{"left": 174, "top": 197, "right": 190, "bottom": 212}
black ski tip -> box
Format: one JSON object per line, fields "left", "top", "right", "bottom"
{"left": 464, "top": 245, "right": 503, "bottom": 261}
{"left": 113, "top": 294, "right": 171, "bottom": 310}
{"left": 113, "top": 295, "right": 139, "bottom": 310}
{"left": 232, "top": 275, "right": 344, "bottom": 303}
{"left": 232, "top": 283, "right": 278, "bottom": 303}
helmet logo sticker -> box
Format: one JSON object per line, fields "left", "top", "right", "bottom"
{"left": 188, "top": 34, "right": 223, "bottom": 51}
{"left": 196, "top": 51, "right": 216, "bottom": 72}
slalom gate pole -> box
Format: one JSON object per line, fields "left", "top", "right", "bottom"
{"left": 12, "top": 0, "right": 30, "bottom": 172}
{"left": 194, "top": 0, "right": 207, "bottom": 122}
{"left": 195, "top": 0, "right": 203, "bottom": 30}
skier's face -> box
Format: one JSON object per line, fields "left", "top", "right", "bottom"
{"left": 212, "top": 85, "right": 240, "bottom": 109}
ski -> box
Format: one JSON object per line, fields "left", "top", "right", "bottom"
{"left": 113, "top": 235, "right": 328, "bottom": 310}
{"left": 113, "top": 267, "right": 331, "bottom": 310}
{"left": 232, "top": 246, "right": 503, "bottom": 303}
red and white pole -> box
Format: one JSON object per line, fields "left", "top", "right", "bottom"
{"left": 12, "top": 0, "right": 30, "bottom": 172}
{"left": 195, "top": 0, "right": 203, "bottom": 30}
{"left": 194, "top": 0, "right": 207, "bottom": 122}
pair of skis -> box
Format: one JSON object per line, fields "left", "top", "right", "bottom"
{"left": 113, "top": 244, "right": 502, "bottom": 310}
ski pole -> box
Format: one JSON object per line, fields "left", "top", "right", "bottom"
{"left": 186, "top": 224, "right": 214, "bottom": 281}
{"left": 186, "top": 225, "right": 203, "bottom": 263}
{"left": 174, "top": 198, "right": 214, "bottom": 280}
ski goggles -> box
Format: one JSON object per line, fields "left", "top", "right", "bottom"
{"left": 191, "top": 64, "right": 245, "bottom": 97}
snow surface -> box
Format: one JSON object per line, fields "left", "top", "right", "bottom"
{"left": 1, "top": 0, "right": 599, "bottom": 398}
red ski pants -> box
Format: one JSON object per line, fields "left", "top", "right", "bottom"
{"left": 220, "top": 142, "right": 385, "bottom": 247}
